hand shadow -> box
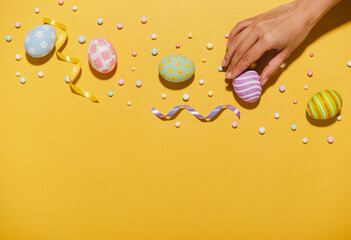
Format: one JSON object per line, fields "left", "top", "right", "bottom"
{"left": 225, "top": 0, "right": 351, "bottom": 113}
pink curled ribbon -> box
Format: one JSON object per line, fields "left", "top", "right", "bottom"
{"left": 151, "top": 105, "right": 240, "bottom": 120}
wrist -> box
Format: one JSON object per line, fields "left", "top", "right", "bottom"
{"left": 294, "top": 0, "right": 341, "bottom": 29}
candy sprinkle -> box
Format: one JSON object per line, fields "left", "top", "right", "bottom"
{"left": 97, "top": 18, "right": 103, "bottom": 25}
{"left": 78, "top": 36, "right": 86, "bottom": 44}
{"left": 182, "top": 93, "right": 189, "bottom": 101}
{"left": 259, "top": 127, "right": 265, "bottom": 135}
{"left": 6, "top": 35, "right": 12, "bottom": 42}
{"left": 136, "top": 80, "right": 142, "bottom": 87}
{"left": 279, "top": 85, "right": 285, "bottom": 92}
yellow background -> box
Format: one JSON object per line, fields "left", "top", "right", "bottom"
{"left": 1, "top": 0, "right": 351, "bottom": 239}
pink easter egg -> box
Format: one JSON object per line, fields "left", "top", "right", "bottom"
{"left": 88, "top": 37, "right": 117, "bottom": 73}
{"left": 233, "top": 70, "right": 262, "bottom": 103}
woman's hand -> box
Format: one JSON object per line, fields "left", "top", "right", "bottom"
{"left": 222, "top": 0, "right": 341, "bottom": 85}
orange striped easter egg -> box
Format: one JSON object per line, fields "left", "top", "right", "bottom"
{"left": 306, "top": 89, "right": 342, "bottom": 120}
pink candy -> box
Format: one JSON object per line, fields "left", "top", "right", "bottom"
{"left": 58, "top": 0, "right": 64, "bottom": 5}
{"left": 175, "top": 43, "right": 180, "bottom": 49}
{"left": 141, "top": 17, "right": 147, "bottom": 23}
{"left": 132, "top": 51, "right": 137, "bottom": 57}
{"left": 293, "top": 99, "right": 297, "bottom": 104}
{"left": 15, "top": 22, "right": 21, "bottom": 28}
{"left": 307, "top": 70, "right": 313, "bottom": 77}
{"left": 309, "top": 52, "right": 314, "bottom": 57}
{"left": 279, "top": 85, "right": 286, "bottom": 92}
{"left": 327, "top": 136, "right": 334, "bottom": 144}
{"left": 136, "top": 80, "right": 142, "bottom": 87}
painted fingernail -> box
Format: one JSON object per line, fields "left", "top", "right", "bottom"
{"left": 226, "top": 72, "right": 232, "bottom": 79}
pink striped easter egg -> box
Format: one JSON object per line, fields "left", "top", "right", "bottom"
{"left": 233, "top": 70, "right": 262, "bottom": 103}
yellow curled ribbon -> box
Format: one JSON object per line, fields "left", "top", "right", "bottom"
{"left": 43, "top": 17, "right": 98, "bottom": 102}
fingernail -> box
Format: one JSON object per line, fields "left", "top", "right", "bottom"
{"left": 222, "top": 60, "right": 226, "bottom": 66}
{"left": 226, "top": 41, "right": 229, "bottom": 47}
{"left": 226, "top": 72, "right": 232, "bottom": 79}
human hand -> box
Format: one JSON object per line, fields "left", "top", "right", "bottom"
{"left": 222, "top": 0, "right": 341, "bottom": 85}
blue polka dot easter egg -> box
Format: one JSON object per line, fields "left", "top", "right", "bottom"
{"left": 159, "top": 54, "right": 195, "bottom": 82}
{"left": 24, "top": 24, "right": 56, "bottom": 58}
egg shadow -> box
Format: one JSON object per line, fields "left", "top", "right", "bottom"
{"left": 223, "top": 0, "right": 351, "bottom": 108}
{"left": 26, "top": 36, "right": 69, "bottom": 65}
{"left": 159, "top": 74, "right": 194, "bottom": 90}
{"left": 89, "top": 62, "right": 117, "bottom": 80}
{"left": 26, "top": 50, "right": 55, "bottom": 65}
{"left": 154, "top": 106, "right": 236, "bottom": 122}
{"left": 306, "top": 111, "right": 338, "bottom": 127}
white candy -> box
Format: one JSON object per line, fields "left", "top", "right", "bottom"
{"left": 274, "top": 112, "right": 280, "bottom": 119}
{"left": 127, "top": 101, "right": 131, "bottom": 106}
{"left": 35, "top": 8, "right": 40, "bottom": 13}
{"left": 347, "top": 61, "right": 351, "bottom": 67}
{"left": 337, "top": 115, "right": 342, "bottom": 121}
{"left": 280, "top": 62, "right": 286, "bottom": 68}
{"left": 182, "top": 93, "right": 189, "bottom": 101}
{"left": 38, "top": 71, "right": 44, "bottom": 78}
{"left": 304, "top": 85, "right": 308, "bottom": 90}
{"left": 15, "top": 54, "right": 21, "bottom": 61}
{"left": 20, "top": 77, "right": 26, "bottom": 84}
{"left": 175, "top": 121, "right": 180, "bottom": 128}
{"left": 208, "top": 90, "right": 213, "bottom": 97}
{"left": 207, "top": 42, "right": 213, "bottom": 50}
{"left": 161, "top": 93, "right": 166, "bottom": 99}
{"left": 302, "top": 137, "right": 308, "bottom": 144}
{"left": 199, "top": 79, "right": 204, "bottom": 85}
{"left": 16, "top": 72, "right": 20, "bottom": 77}
{"left": 259, "top": 127, "right": 265, "bottom": 134}
{"left": 151, "top": 33, "right": 157, "bottom": 40}
{"left": 72, "top": 5, "right": 77, "bottom": 11}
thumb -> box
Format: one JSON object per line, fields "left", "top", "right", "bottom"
{"left": 260, "top": 50, "right": 288, "bottom": 85}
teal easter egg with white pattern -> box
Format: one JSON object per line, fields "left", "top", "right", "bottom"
{"left": 159, "top": 54, "right": 195, "bottom": 82}
{"left": 24, "top": 24, "right": 56, "bottom": 58}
